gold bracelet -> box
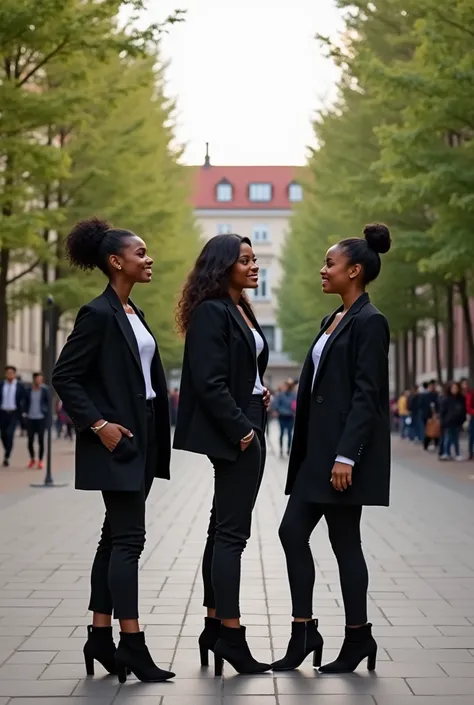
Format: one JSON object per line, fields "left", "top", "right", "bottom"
{"left": 241, "top": 430, "right": 254, "bottom": 442}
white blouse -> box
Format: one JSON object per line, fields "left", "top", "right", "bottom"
{"left": 251, "top": 329, "right": 265, "bottom": 395}
{"left": 126, "top": 313, "right": 156, "bottom": 400}
{"left": 311, "top": 332, "right": 354, "bottom": 468}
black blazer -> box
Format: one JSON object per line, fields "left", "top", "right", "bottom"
{"left": 0, "top": 380, "right": 26, "bottom": 416}
{"left": 52, "top": 285, "right": 171, "bottom": 491}
{"left": 24, "top": 385, "right": 50, "bottom": 419}
{"left": 173, "top": 296, "right": 269, "bottom": 461}
{"left": 285, "top": 293, "right": 391, "bottom": 506}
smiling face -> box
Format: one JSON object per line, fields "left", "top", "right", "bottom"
{"left": 229, "top": 242, "right": 259, "bottom": 292}
{"left": 320, "top": 244, "right": 361, "bottom": 296}
{"left": 110, "top": 235, "right": 153, "bottom": 284}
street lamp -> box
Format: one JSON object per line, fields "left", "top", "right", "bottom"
{"left": 31, "top": 295, "right": 67, "bottom": 489}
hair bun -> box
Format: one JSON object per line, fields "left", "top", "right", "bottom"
{"left": 66, "top": 216, "right": 111, "bottom": 270}
{"left": 363, "top": 223, "right": 391, "bottom": 254}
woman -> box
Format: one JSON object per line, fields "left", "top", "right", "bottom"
{"left": 439, "top": 382, "right": 466, "bottom": 461}
{"left": 273, "top": 223, "right": 391, "bottom": 674}
{"left": 52, "top": 218, "right": 174, "bottom": 684}
{"left": 174, "top": 233, "right": 271, "bottom": 675}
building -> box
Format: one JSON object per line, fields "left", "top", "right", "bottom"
{"left": 192, "top": 154, "right": 303, "bottom": 389}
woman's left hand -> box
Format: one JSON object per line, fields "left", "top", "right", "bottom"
{"left": 330, "top": 461, "right": 352, "bottom": 491}
{"left": 263, "top": 387, "right": 271, "bottom": 409}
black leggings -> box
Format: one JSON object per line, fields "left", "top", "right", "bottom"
{"left": 88, "top": 403, "right": 156, "bottom": 620}
{"left": 279, "top": 494, "right": 368, "bottom": 625}
{"left": 202, "top": 397, "right": 266, "bottom": 619}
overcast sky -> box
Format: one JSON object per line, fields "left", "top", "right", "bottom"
{"left": 127, "top": 0, "right": 343, "bottom": 165}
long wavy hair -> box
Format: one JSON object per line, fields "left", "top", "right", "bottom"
{"left": 176, "top": 233, "right": 253, "bottom": 335}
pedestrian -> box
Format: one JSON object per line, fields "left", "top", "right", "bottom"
{"left": 465, "top": 385, "right": 474, "bottom": 461}
{"left": 439, "top": 382, "right": 466, "bottom": 461}
{"left": 0, "top": 365, "right": 26, "bottom": 467}
{"left": 397, "top": 389, "right": 410, "bottom": 439}
{"left": 408, "top": 385, "right": 422, "bottom": 442}
{"left": 174, "top": 233, "right": 272, "bottom": 675}
{"left": 52, "top": 217, "right": 174, "bottom": 684}
{"left": 24, "top": 372, "right": 50, "bottom": 470}
{"left": 273, "top": 223, "right": 391, "bottom": 674}
{"left": 274, "top": 380, "right": 297, "bottom": 457}
{"left": 420, "top": 379, "right": 440, "bottom": 450}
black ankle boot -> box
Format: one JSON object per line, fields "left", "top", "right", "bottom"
{"left": 198, "top": 617, "right": 221, "bottom": 666}
{"left": 83, "top": 625, "right": 118, "bottom": 675}
{"left": 214, "top": 625, "right": 271, "bottom": 676}
{"left": 272, "top": 619, "right": 324, "bottom": 671}
{"left": 319, "top": 623, "right": 377, "bottom": 673}
{"left": 114, "top": 631, "right": 175, "bottom": 683}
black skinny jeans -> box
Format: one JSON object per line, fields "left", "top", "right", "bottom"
{"left": 202, "top": 396, "right": 266, "bottom": 619}
{"left": 279, "top": 494, "right": 368, "bottom": 625}
{"left": 88, "top": 402, "right": 156, "bottom": 620}
{"left": 27, "top": 419, "right": 45, "bottom": 461}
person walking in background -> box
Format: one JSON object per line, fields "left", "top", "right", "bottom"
{"left": 274, "top": 380, "right": 297, "bottom": 457}
{"left": 53, "top": 217, "right": 174, "bottom": 684}
{"left": 397, "top": 389, "right": 410, "bottom": 439}
{"left": 24, "top": 372, "right": 50, "bottom": 470}
{"left": 465, "top": 384, "right": 474, "bottom": 461}
{"left": 420, "top": 380, "right": 440, "bottom": 451}
{"left": 0, "top": 365, "right": 26, "bottom": 467}
{"left": 174, "top": 233, "right": 272, "bottom": 676}
{"left": 439, "top": 382, "right": 466, "bottom": 461}
{"left": 273, "top": 223, "right": 391, "bottom": 675}
{"left": 408, "top": 385, "right": 422, "bottom": 442}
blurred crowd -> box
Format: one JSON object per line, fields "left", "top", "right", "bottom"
{"left": 393, "top": 378, "right": 474, "bottom": 462}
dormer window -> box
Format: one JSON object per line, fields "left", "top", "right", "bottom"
{"left": 216, "top": 179, "right": 233, "bottom": 202}
{"left": 249, "top": 183, "right": 272, "bottom": 202}
{"left": 288, "top": 181, "right": 303, "bottom": 202}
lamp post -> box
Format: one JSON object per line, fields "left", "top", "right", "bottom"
{"left": 31, "top": 295, "right": 67, "bottom": 489}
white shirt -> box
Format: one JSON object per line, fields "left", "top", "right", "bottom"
{"left": 126, "top": 314, "right": 156, "bottom": 400}
{"left": 1, "top": 379, "right": 17, "bottom": 411}
{"left": 311, "top": 332, "right": 354, "bottom": 468}
{"left": 251, "top": 329, "right": 265, "bottom": 395}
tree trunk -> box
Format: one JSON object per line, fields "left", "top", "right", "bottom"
{"left": 432, "top": 285, "right": 443, "bottom": 384}
{"left": 0, "top": 248, "right": 9, "bottom": 371}
{"left": 411, "top": 324, "right": 417, "bottom": 387}
{"left": 446, "top": 283, "right": 454, "bottom": 382}
{"left": 402, "top": 331, "right": 410, "bottom": 390}
{"left": 457, "top": 277, "right": 474, "bottom": 386}
{"left": 394, "top": 334, "right": 401, "bottom": 397}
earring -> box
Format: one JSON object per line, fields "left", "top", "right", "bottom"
{"left": 116, "top": 265, "right": 122, "bottom": 270}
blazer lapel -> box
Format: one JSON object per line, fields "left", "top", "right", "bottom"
{"left": 104, "top": 285, "right": 143, "bottom": 375}
{"left": 225, "top": 298, "right": 257, "bottom": 363}
{"left": 311, "top": 293, "right": 370, "bottom": 393}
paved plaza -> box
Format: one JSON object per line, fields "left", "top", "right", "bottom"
{"left": 0, "top": 428, "right": 474, "bottom": 704}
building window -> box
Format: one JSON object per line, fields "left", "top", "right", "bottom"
{"left": 288, "top": 182, "right": 303, "bottom": 202}
{"left": 260, "top": 324, "right": 275, "bottom": 351}
{"left": 249, "top": 183, "right": 272, "bottom": 202}
{"left": 217, "top": 224, "right": 232, "bottom": 235}
{"left": 252, "top": 267, "right": 270, "bottom": 300}
{"left": 216, "top": 179, "right": 233, "bottom": 202}
{"left": 252, "top": 225, "right": 269, "bottom": 242}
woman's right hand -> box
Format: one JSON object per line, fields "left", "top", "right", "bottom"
{"left": 96, "top": 422, "right": 133, "bottom": 452}
{"left": 240, "top": 429, "right": 255, "bottom": 451}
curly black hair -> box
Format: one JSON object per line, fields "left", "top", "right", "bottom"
{"left": 176, "top": 233, "right": 252, "bottom": 335}
{"left": 65, "top": 216, "right": 136, "bottom": 275}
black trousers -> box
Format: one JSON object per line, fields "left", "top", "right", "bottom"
{"left": 88, "top": 402, "right": 156, "bottom": 620}
{"left": 279, "top": 494, "right": 368, "bottom": 625}
{"left": 203, "top": 396, "right": 266, "bottom": 619}
{"left": 0, "top": 411, "right": 18, "bottom": 460}
{"left": 27, "top": 419, "right": 46, "bottom": 461}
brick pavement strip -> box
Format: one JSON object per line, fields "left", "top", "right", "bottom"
{"left": 0, "top": 425, "right": 473, "bottom": 704}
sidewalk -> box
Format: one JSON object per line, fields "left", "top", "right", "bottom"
{"left": 0, "top": 426, "right": 473, "bottom": 704}
{"left": 0, "top": 434, "right": 74, "bottom": 494}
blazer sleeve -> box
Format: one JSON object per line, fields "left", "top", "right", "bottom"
{"left": 336, "top": 313, "right": 390, "bottom": 461}
{"left": 52, "top": 305, "right": 105, "bottom": 432}
{"left": 186, "top": 302, "right": 253, "bottom": 445}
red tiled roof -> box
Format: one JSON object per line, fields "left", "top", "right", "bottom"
{"left": 191, "top": 165, "right": 301, "bottom": 210}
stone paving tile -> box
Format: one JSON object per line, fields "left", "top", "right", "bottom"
{"left": 1, "top": 430, "right": 474, "bottom": 704}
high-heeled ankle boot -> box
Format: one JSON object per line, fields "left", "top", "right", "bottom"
{"left": 114, "top": 631, "right": 176, "bottom": 683}
{"left": 272, "top": 619, "right": 324, "bottom": 671}
{"left": 83, "top": 625, "right": 118, "bottom": 675}
{"left": 319, "top": 623, "right": 377, "bottom": 673}
{"left": 198, "top": 617, "right": 221, "bottom": 666}
{"left": 213, "top": 625, "right": 271, "bottom": 676}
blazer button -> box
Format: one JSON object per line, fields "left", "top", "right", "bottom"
{"left": 316, "top": 396, "right": 324, "bottom": 404}
{"left": 137, "top": 393, "right": 144, "bottom": 399}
